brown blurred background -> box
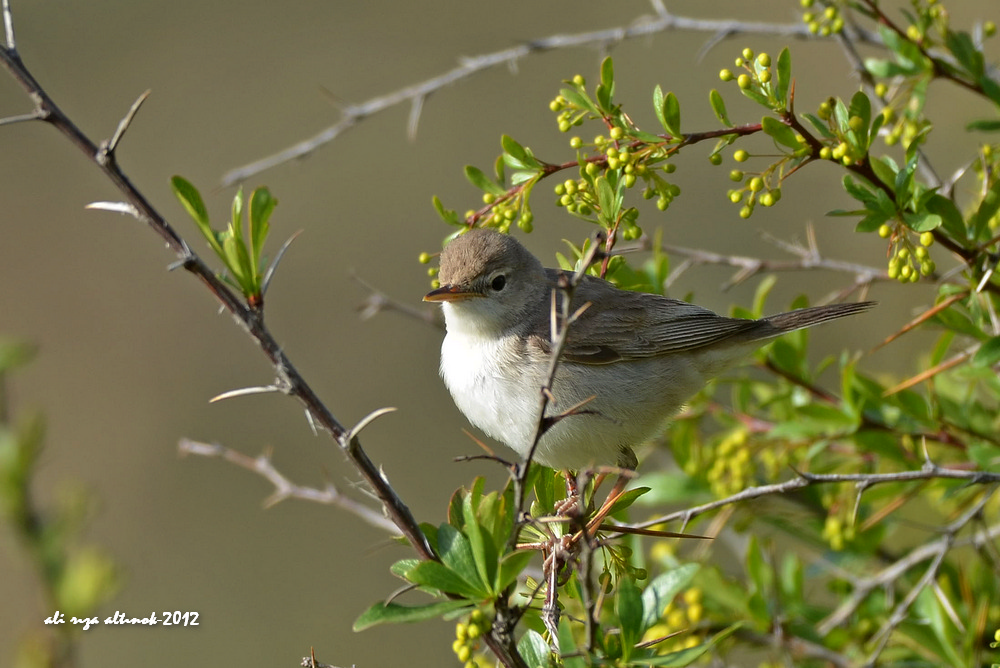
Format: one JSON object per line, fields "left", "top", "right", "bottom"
{"left": 1, "top": 1, "right": 994, "bottom": 666}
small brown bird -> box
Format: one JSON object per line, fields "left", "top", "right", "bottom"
{"left": 425, "top": 228, "right": 874, "bottom": 472}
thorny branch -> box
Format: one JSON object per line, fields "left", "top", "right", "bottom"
{"left": 0, "top": 0, "right": 435, "bottom": 564}
{"left": 178, "top": 438, "right": 400, "bottom": 534}
{"left": 221, "top": 6, "right": 881, "bottom": 186}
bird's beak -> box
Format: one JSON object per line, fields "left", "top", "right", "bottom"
{"left": 423, "top": 284, "right": 482, "bottom": 302}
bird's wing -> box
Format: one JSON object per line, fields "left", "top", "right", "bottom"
{"left": 532, "top": 273, "right": 762, "bottom": 365}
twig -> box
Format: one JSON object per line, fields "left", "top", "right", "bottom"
{"left": 624, "top": 463, "right": 1000, "bottom": 535}
{"left": 861, "top": 490, "right": 997, "bottom": 666}
{"left": 510, "top": 236, "right": 603, "bottom": 537}
{"left": 634, "top": 223, "right": 889, "bottom": 292}
{"left": 221, "top": 12, "right": 880, "bottom": 185}
{"left": 178, "top": 438, "right": 399, "bottom": 534}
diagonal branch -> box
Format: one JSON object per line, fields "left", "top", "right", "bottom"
{"left": 0, "top": 0, "right": 434, "bottom": 563}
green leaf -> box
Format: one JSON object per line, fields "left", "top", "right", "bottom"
{"left": 746, "top": 535, "right": 771, "bottom": 598}
{"left": 639, "top": 623, "right": 742, "bottom": 666}
{"left": 842, "top": 175, "right": 879, "bottom": 206}
{"left": 248, "top": 187, "right": 275, "bottom": 276}
{"left": 740, "top": 85, "right": 770, "bottom": 108}
{"left": 501, "top": 135, "right": 539, "bottom": 170}
{"left": 171, "top": 176, "right": 210, "bottom": 229}
{"left": 432, "top": 195, "right": 460, "bottom": 225}
{"left": 437, "top": 523, "right": 488, "bottom": 595}
{"left": 971, "top": 179, "right": 1000, "bottom": 240}
{"left": 404, "top": 560, "right": 484, "bottom": 600}
{"left": 709, "top": 89, "right": 730, "bottom": 126}
{"left": 616, "top": 577, "right": 643, "bottom": 661}
{"left": 600, "top": 56, "right": 614, "bottom": 90}
{"left": 596, "top": 57, "right": 615, "bottom": 111}
{"left": 560, "top": 87, "right": 598, "bottom": 116}
{"left": 973, "top": 336, "right": 1000, "bottom": 367}
{"left": 390, "top": 558, "right": 421, "bottom": 579}
{"left": 221, "top": 234, "right": 249, "bottom": 288}
{"left": 633, "top": 472, "right": 706, "bottom": 505}
{"left": 595, "top": 176, "right": 616, "bottom": 223}
{"left": 605, "top": 486, "right": 650, "bottom": 516}
{"left": 902, "top": 211, "right": 941, "bottom": 232}
{"left": 517, "top": 629, "right": 553, "bottom": 668}
{"left": 462, "top": 496, "right": 497, "bottom": 592}
{"left": 171, "top": 176, "right": 221, "bottom": 255}
{"left": 353, "top": 599, "right": 470, "bottom": 631}
{"left": 848, "top": 91, "right": 872, "bottom": 141}
{"left": 0, "top": 339, "right": 36, "bottom": 373}
{"left": 660, "top": 90, "right": 681, "bottom": 138}
{"left": 464, "top": 165, "right": 504, "bottom": 196}
{"left": 803, "top": 113, "right": 836, "bottom": 139}
{"left": 925, "top": 194, "right": 966, "bottom": 240}
{"left": 761, "top": 116, "right": 799, "bottom": 149}
{"left": 854, "top": 213, "right": 890, "bottom": 233}
{"left": 966, "top": 119, "right": 1000, "bottom": 132}
{"left": 231, "top": 186, "right": 244, "bottom": 244}
{"left": 945, "top": 30, "right": 984, "bottom": 79}
{"left": 775, "top": 47, "right": 791, "bottom": 108}
{"left": 641, "top": 564, "right": 699, "bottom": 631}
{"left": 497, "top": 549, "right": 534, "bottom": 593}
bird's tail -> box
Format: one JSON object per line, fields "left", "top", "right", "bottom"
{"left": 760, "top": 301, "right": 876, "bottom": 335}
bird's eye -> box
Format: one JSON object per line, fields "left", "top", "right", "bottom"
{"left": 491, "top": 274, "right": 507, "bottom": 291}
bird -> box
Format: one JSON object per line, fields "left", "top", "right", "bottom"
{"left": 424, "top": 228, "right": 874, "bottom": 473}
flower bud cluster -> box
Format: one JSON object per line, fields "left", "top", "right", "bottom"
{"left": 640, "top": 587, "right": 706, "bottom": 655}
{"left": 452, "top": 609, "right": 489, "bottom": 668}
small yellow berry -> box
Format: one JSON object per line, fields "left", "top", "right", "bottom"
{"left": 720, "top": 69, "right": 734, "bottom": 82}
{"left": 572, "top": 74, "right": 585, "bottom": 86}
{"left": 709, "top": 153, "right": 723, "bottom": 165}
{"left": 819, "top": 146, "right": 832, "bottom": 160}
{"left": 737, "top": 73, "right": 752, "bottom": 89}
{"left": 482, "top": 193, "right": 495, "bottom": 204}
{"left": 749, "top": 177, "right": 764, "bottom": 192}
{"left": 418, "top": 252, "right": 431, "bottom": 264}
{"left": 734, "top": 149, "right": 749, "bottom": 162}
{"left": 878, "top": 223, "right": 891, "bottom": 238}
{"left": 742, "top": 47, "right": 754, "bottom": 61}
{"left": 875, "top": 83, "right": 888, "bottom": 98}
{"left": 985, "top": 21, "right": 997, "bottom": 37}
{"left": 848, "top": 116, "right": 864, "bottom": 132}
{"left": 610, "top": 126, "right": 625, "bottom": 140}
{"left": 729, "top": 170, "right": 743, "bottom": 182}
{"left": 757, "top": 53, "right": 771, "bottom": 68}
{"left": 920, "top": 231, "right": 934, "bottom": 246}
{"left": 569, "top": 136, "right": 582, "bottom": 149}
{"left": 739, "top": 206, "right": 752, "bottom": 219}
{"left": 683, "top": 588, "right": 703, "bottom": 605}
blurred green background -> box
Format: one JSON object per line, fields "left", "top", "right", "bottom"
{"left": 1, "top": 1, "right": 993, "bottom": 666}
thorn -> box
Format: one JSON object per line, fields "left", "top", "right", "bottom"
{"left": 209, "top": 385, "right": 282, "bottom": 403}
{"left": 106, "top": 89, "right": 151, "bottom": 156}
{"left": 407, "top": 95, "right": 424, "bottom": 141}
{"left": 262, "top": 229, "right": 303, "bottom": 296}
{"left": 85, "top": 201, "right": 140, "bottom": 218}
{"left": 346, "top": 406, "right": 398, "bottom": 442}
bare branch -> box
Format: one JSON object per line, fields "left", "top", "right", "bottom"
{"left": 221, "top": 14, "right": 880, "bottom": 186}
{"left": 625, "top": 463, "right": 1000, "bottom": 535}
{"left": 178, "top": 438, "right": 399, "bottom": 535}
